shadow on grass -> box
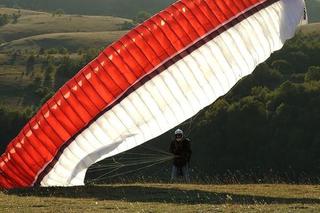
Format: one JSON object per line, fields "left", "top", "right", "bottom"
{"left": 3, "top": 184, "right": 320, "bottom": 205}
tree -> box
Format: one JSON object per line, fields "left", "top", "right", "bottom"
{"left": 0, "top": 105, "right": 30, "bottom": 155}
{"left": 11, "top": 13, "right": 21, "bottom": 24}
{"left": 305, "top": 66, "right": 320, "bottom": 82}
{"left": 133, "top": 11, "right": 151, "bottom": 25}
{"left": 0, "top": 14, "right": 9, "bottom": 26}
{"left": 29, "top": 76, "right": 42, "bottom": 89}
{"left": 9, "top": 52, "right": 19, "bottom": 65}
{"left": 286, "top": 51, "right": 309, "bottom": 73}
{"left": 54, "top": 56, "right": 79, "bottom": 89}
{"left": 26, "top": 55, "right": 36, "bottom": 75}
{"left": 41, "top": 56, "right": 53, "bottom": 71}
{"left": 119, "top": 10, "right": 150, "bottom": 30}
{"left": 43, "top": 63, "right": 55, "bottom": 88}
{"left": 271, "top": 59, "right": 293, "bottom": 75}
{"left": 58, "top": 47, "right": 68, "bottom": 55}
{"left": 52, "top": 9, "right": 65, "bottom": 17}
{"left": 47, "top": 48, "right": 59, "bottom": 54}
{"left": 120, "top": 21, "right": 135, "bottom": 30}
{"left": 38, "top": 47, "right": 45, "bottom": 55}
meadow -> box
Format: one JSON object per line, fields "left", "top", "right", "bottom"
{"left": 0, "top": 7, "right": 128, "bottom": 52}
{"left": 1, "top": 183, "right": 320, "bottom": 212}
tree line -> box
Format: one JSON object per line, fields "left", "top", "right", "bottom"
{"left": 0, "top": 12, "right": 21, "bottom": 26}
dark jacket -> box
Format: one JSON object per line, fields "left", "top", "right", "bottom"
{"left": 170, "top": 138, "right": 192, "bottom": 167}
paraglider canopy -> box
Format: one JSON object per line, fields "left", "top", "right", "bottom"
{"left": 0, "top": 0, "right": 306, "bottom": 189}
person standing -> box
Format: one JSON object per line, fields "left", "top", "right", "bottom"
{"left": 169, "top": 129, "right": 192, "bottom": 182}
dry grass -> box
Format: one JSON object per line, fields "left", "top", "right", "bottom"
{"left": 1, "top": 183, "right": 320, "bottom": 212}
{"left": 0, "top": 8, "right": 130, "bottom": 42}
{"left": 0, "top": 31, "right": 127, "bottom": 52}
{"left": 299, "top": 23, "right": 320, "bottom": 34}
{"left": 0, "top": 7, "right": 45, "bottom": 16}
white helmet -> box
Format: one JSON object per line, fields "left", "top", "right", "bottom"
{"left": 174, "top": 129, "right": 183, "bottom": 136}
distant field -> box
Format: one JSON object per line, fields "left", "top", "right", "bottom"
{"left": 0, "top": 7, "right": 44, "bottom": 16}
{"left": 0, "top": 31, "right": 127, "bottom": 52}
{"left": 0, "top": 7, "right": 130, "bottom": 42}
{"left": 0, "top": 53, "right": 8, "bottom": 63}
{"left": 1, "top": 183, "right": 320, "bottom": 212}
{"left": 299, "top": 23, "right": 320, "bottom": 34}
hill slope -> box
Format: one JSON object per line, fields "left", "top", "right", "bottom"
{"left": 0, "top": 31, "right": 126, "bottom": 52}
{"left": 0, "top": 8, "right": 129, "bottom": 43}
{"left": 299, "top": 22, "right": 320, "bottom": 34}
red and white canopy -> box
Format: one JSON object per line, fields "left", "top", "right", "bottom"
{"left": 0, "top": 0, "right": 305, "bottom": 188}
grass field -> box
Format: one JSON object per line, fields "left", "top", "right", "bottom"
{"left": 0, "top": 7, "right": 129, "bottom": 53}
{"left": 0, "top": 7, "right": 130, "bottom": 42}
{"left": 299, "top": 23, "right": 320, "bottom": 34}
{"left": 0, "top": 7, "right": 44, "bottom": 16}
{"left": 1, "top": 183, "right": 320, "bottom": 212}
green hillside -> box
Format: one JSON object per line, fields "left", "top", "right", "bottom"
{"left": 299, "top": 23, "right": 320, "bottom": 34}
{"left": 0, "top": 8, "right": 129, "bottom": 43}
{"left": 0, "top": 7, "right": 43, "bottom": 16}
{"left": 0, "top": 31, "right": 126, "bottom": 52}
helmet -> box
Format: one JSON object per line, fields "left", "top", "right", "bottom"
{"left": 175, "top": 129, "right": 183, "bottom": 135}
{"left": 174, "top": 129, "right": 183, "bottom": 140}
